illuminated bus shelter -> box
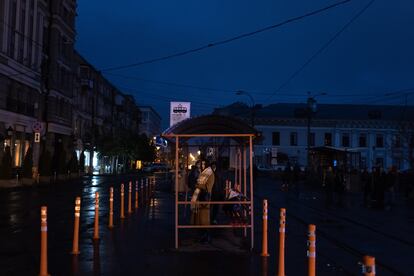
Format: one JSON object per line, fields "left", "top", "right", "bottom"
{"left": 162, "top": 115, "right": 257, "bottom": 249}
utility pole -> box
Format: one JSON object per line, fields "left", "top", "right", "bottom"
{"left": 306, "top": 92, "right": 326, "bottom": 169}
{"left": 36, "top": 1, "right": 54, "bottom": 176}
{"left": 306, "top": 96, "right": 315, "bottom": 169}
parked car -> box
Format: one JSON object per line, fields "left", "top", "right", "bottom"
{"left": 257, "top": 164, "right": 273, "bottom": 172}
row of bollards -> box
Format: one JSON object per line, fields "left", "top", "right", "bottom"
{"left": 38, "top": 176, "right": 156, "bottom": 276}
{"left": 260, "top": 199, "right": 376, "bottom": 276}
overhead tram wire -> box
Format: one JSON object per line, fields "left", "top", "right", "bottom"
{"left": 115, "top": 85, "right": 222, "bottom": 108}
{"left": 109, "top": 72, "right": 412, "bottom": 107}
{"left": 105, "top": 72, "right": 392, "bottom": 99}
{"left": 266, "top": 0, "right": 377, "bottom": 101}
{"left": 99, "top": 0, "right": 352, "bottom": 72}
{"left": 104, "top": 72, "right": 234, "bottom": 93}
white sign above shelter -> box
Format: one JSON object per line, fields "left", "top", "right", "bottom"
{"left": 170, "top": 102, "right": 191, "bottom": 127}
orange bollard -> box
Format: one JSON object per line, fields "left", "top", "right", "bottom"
{"left": 108, "top": 187, "right": 114, "bottom": 228}
{"left": 141, "top": 179, "right": 144, "bottom": 206}
{"left": 93, "top": 192, "right": 100, "bottom": 240}
{"left": 128, "top": 181, "right": 132, "bottom": 214}
{"left": 278, "top": 208, "right": 286, "bottom": 276}
{"left": 362, "top": 256, "right": 376, "bottom": 276}
{"left": 151, "top": 177, "right": 155, "bottom": 198}
{"left": 39, "top": 206, "right": 49, "bottom": 276}
{"left": 146, "top": 178, "right": 149, "bottom": 203}
{"left": 307, "top": 224, "right": 316, "bottom": 276}
{"left": 120, "top": 183, "right": 125, "bottom": 219}
{"left": 261, "top": 199, "right": 270, "bottom": 257}
{"left": 262, "top": 256, "right": 269, "bottom": 276}
{"left": 135, "top": 180, "right": 139, "bottom": 209}
{"left": 71, "top": 197, "right": 81, "bottom": 254}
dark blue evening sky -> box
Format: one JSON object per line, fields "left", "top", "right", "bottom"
{"left": 75, "top": 0, "right": 414, "bottom": 129}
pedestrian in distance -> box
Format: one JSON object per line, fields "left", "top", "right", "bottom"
{"left": 361, "top": 168, "right": 371, "bottom": 207}
{"left": 324, "top": 166, "right": 335, "bottom": 209}
{"left": 293, "top": 162, "right": 301, "bottom": 198}
{"left": 385, "top": 167, "right": 397, "bottom": 210}
{"left": 282, "top": 162, "right": 292, "bottom": 191}
{"left": 335, "top": 167, "right": 345, "bottom": 207}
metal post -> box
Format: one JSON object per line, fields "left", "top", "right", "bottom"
{"left": 109, "top": 187, "right": 114, "bottom": 228}
{"left": 71, "top": 197, "right": 81, "bottom": 254}
{"left": 243, "top": 146, "right": 247, "bottom": 237}
{"left": 278, "top": 208, "right": 286, "bottom": 276}
{"left": 235, "top": 149, "right": 238, "bottom": 186}
{"left": 39, "top": 206, "right": 48, "bottom": 276}
{"left": 243, "top": 146, "right": 247, "bottom": 195}
{"left": 175, "top": 136, "right": 179, "bottom": 249}
{"left": 93, "top": 192, "right": 99, "bottom": 240}
{"left": 249, "top": 136, "right": 254, "bottom": 250}
{"left": 307, "top": 224, "right": 316, "bottom": 276}
{"left": 261, "top": 199, "right": 269, "bottom": 257}
{"left": 307, "top": 109, "right": 311, "bottom": 168}
{"left": 239, "top": 148, "right": 242, "bottom": 189}
{"left": 362, "top": 256, "right": 376, "bottom": 276}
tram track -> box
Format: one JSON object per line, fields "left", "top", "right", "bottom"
{"left": 286, "top": 193, "right": 414, "bottom": 247}
{"left": 254, "top": 190, "right": 405, "bottom": 276}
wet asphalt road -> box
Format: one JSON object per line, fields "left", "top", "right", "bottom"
{"left": 0, "top": 174, "right": 413, "bottom": 275}
{"left": 0, "top": 174, "right": 147, "bottom": 275}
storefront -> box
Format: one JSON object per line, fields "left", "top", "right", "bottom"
{"left": 1, "top": 123, "right": 33, "bottom": 168}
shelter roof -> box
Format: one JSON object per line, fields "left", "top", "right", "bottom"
{"left": 162, "top": 115, "right": 256, "bottom": 137}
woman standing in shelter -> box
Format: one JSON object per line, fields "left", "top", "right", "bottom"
{"left": 190, "top": 161, "right": 216, "bottom": 242}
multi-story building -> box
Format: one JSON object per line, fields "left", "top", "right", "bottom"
{"left": 214, "top": 102, "right": 414, "bottom": 171}
{"left": 115, "top": 94, "right": 140, "bottom": 134}
{"left": 74, "top": 52, "right": 142, "bottom": 174}
{"left": 1, "top": 0, "right": 145, "bottom": 177}
{"left": 0, "top": 0, "right": 50, "bottom": 171}
{"left": 139, "top": 105, "right": 161, "bottom": 138}
{"left": 42, "top": 0, "right": 77, "bottom": 174}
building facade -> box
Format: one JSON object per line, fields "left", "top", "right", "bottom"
{"left": 139, "top": 105, "right": 161, "bottom": 138}
{"left": 0, "top": 0, "right": 50, "bottom": 172}
{"left": 0, "top": 0, "right": 147, "bottom": 178}
{"left": 214, "top": 103, "right": 414, "bottom": 171}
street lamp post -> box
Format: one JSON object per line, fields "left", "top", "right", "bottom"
{"left": 306, "top": 92, "right": 326, "bottom": 169}
{"left": 236, "top": 90, "right": 255, "bottom": 127}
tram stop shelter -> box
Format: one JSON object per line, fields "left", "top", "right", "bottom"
{"left": 162, "top": 115, "right": 257, "bottom": 250}
{"left": 310, "top": 146, "right": 361, "bottom": 170}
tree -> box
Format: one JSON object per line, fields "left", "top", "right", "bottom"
{"left": 22, "top": 147, "right": 33, "bottom": 178}
{"left": 0, "top": 146, "right": 12, "bottom": 179}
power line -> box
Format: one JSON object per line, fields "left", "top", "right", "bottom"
{"left": 115, "top": 84, "right": 222, "bottom": 107}
{"left": 105, "top": 71, "right": 398, "bottom": 100}
{"left": 100, "top": 0, "right": 352, "bottom": 72}
{"left": 266, "top": 0, "right": 376, "bottom": 101}
{"left": 104, "top": 72, "right": 233, "bottom": 93}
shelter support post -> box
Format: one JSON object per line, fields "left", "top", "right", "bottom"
{"left": 249, "top": 136, "right": 254, "bottom": 250}
{"left": 243, "top": 145, "right": 247, "bottom": 237}
{"left": 175, "top": 136, "right": 179, "bottom": 249}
